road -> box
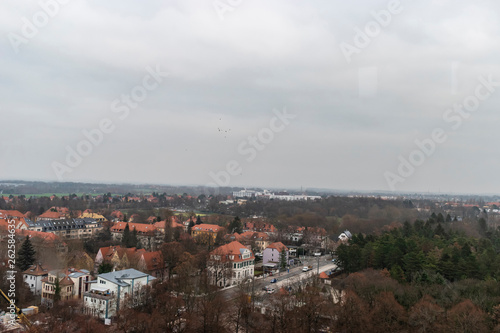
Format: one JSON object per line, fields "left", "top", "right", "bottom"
{"left": 220, "top": 256, "right": 337, "bottom": 301}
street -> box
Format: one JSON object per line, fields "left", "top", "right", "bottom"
{"left": 220, "top": 256, "right": 337, "bottom": 301}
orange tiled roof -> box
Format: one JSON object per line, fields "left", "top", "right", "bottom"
{"left": 38, "top": 211, "right": 65, "bottom": 219}
{"left": 192, "top": 224, "right": 224, "bottom": 233}
{"left": 141, "top": 251, "right": 164, "bottom": 271}
{"left": 111, "top": 222, "right": 157, "bottom": 234}
{"left": 154, "top": 220, "right": 184, "bottom": 229}
{"left": 16, "top": 229, "right": 60, "bottom": 243}
{"left": 23, "top": 263, "right": 49, "bottom": 276}
{"left": 241, "top": 231, "right": 269, "bottom": 240}
{"left": 211, "top": 241, "right": 255, "bottom": 262}
{"left": 0, "top": 210, "right": 25, "bottom": 219}
{"left": 267, "top": 242, "right": 288, "bottom": 252}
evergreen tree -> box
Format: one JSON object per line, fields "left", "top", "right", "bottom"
{"left": 17, "top": 236, "right": 36, "bottom": 271}
{"left": 280, "top": 247, "right": 287, "bottom": 269}
{"left": 54, "top": 276, "right": 61, "bottom": 303}
{"left": 98, "top": 262, "right": 113, "bottom": 274}
{"left": 229, "top": 216, "right": 243, "bottom": 234}
{"left": 188, "top": 220, "right": 195, "bottom": 234}
{"left": 196, "top": 215, "right": 202, "bottom": 225}
{"left": 478, "top": 218, "right": 488, "bottom": 235}
{"left": 437, "top": 213, "right": 444, "bottom": 223}
{"left": 130, "top": 228, "right": 139, "bottom": 248}
{"left": 446, "top": 214, "right": 452, "bottom": 222}
{"left": 122, "top": 223, "right": 131, "bottom": 247}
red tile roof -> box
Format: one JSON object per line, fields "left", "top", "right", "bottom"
{"left": 23, "top": 263, "right": 49, "bottom": 276}
{"left": 192, "top": 224, "right": 224, "bottom": 233}
{"left": 319, "top": 272, "right": 329, "bottom": 279}
{"left": 38, "top": 211, "right": 66, "bottom": 219}
{"left": 211, "top": 241, "right": 255, "bottom": 263}
{"left": 267, "top": 242, "right": 288, "bottom": 252}
{"left": 16, "top": 229, "right": 61, "bottom": 243}
{"left": 241, "top": 231, "right": 270, "bottom": 241}
{"left": 98, "top": 245, "right": 146, "bottom": 261}
{"left": 140, "top": 251, "right": 164, "bottom": 271}
{"left": 111, "top": 222, "right": 157, "bottom": 234}
{"left": 0, "top": 210, "right": 25, "bottom": 219}
{"left": 154, "top": 220, "right": 184, "bottom": 229}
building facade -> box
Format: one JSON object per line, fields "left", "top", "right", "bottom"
{"left": 84, "top": 269, "right": 156, "bottom": 319}
{"left": 208, "top": 241, "right": 255, "bottom": 287}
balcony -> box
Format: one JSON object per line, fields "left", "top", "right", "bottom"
{"left": 84, "top": 289, "right": 114, "bottom": 300}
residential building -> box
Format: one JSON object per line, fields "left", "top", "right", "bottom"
{"left": 110, "top": 222, "right": 158, "bottom": 250}
{"left": 263, "top": 242, "right": 290, "bottom": 271}
{"left": 41, "top": 268, "right": 92, "bottom": 306}
{"left": 208, "top": 241, "right": 255, "bottom": 287}
{"left": 14, "top": 229, "right": 68, "bottom": 254}
{"left": 137, "top": 251, "right": 166, "bottom": 279}
{"left": 95, "top": 246, "right": 145, "bottom": 272}
{"left": 23, "top": 263, "right": 49, "bottom": 295}
{"left": 191, "top": 224, "right": 224, "bottom": 244}
{"left": 84, "top": 268, "right": 156, "bottom": 319}
{"left": 241, "top": 231, "right": 271, "bottom": 252}
{"left": 243, "top": 220, "right": 277, "bottom": 234}
{"left": 37, "top": 207, "right": 70, "bottom": 220}
{"left": 26, "top": 218, "right": 103, "bottom": 240}
{"left": 338, "top": 230, "right": 352, "bottom": 243}
{"left": 78, "top": 212, "right": 107, "bottom": 222}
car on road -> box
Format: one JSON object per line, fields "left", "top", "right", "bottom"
{"left": 270, "top": 278, "right": 278, "bottom": 283}
{"left": 266, "top": 288, "right": 275, "bottom": 294}
{"left": 302, "top": 266, "right": 309, "bottom": 272}
{"left": 331, "top": 258, "right": 337, "bottom": 263}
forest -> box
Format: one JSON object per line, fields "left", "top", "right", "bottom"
{"left": 334, "top": 214, "right": 500, "bottom": 332}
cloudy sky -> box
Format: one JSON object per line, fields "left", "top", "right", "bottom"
{"left": 1, "top": 0, "right": 500, "bottom": 194}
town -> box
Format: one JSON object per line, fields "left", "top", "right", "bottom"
{"left": 1, "top": 186, "right": 500, "bottom": 331}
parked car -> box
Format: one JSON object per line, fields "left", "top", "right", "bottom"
{"left": 266, "top": 288, "right": 275, "bottom": 294}
{"left": 302, "top": 266, "right": 309, "bottom": 272}
{"left": 270, "top": 278, "right": 278, "bottom": 283}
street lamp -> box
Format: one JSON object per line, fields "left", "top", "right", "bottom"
{"left": 317, "top": 255, "right": 320, "bottom": 275}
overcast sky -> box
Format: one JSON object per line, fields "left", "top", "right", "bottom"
{"left": 1, "top": 0, "right": 500, "bottom": 194}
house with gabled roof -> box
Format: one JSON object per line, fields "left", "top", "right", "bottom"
{"left": 37, "top": 207, "right": 70, "bottom": 220}
{"left": 137, "top": 251, "right": 166, "bottom": 278}
{"left": 84, "top": 268, "right": 156, "bottom": 319}
{"left": 110, "top": 222, "right": 158, "bottom": 250}
{"left": 23, "top": 263, "right": 49, "bottom": 295}
{"left": 78, "top": 212, "right": 107, "bottom": 222}
{"left": 41, "top": 267, "right": 92, "bottom": 306}
{"left": 95, "top": 245, "right": 145, "bottom": 272}
{"left": 208, "top": 241, "right": 255, "bottom": 287}
{"left": 263, "top": 242, "right": 290, "bottom": 271}
{"left": 191, "top": 223, "right": 224, "bottom": 245}
{"left": 338, "top": 230, "right": 352, "bottom": 243}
